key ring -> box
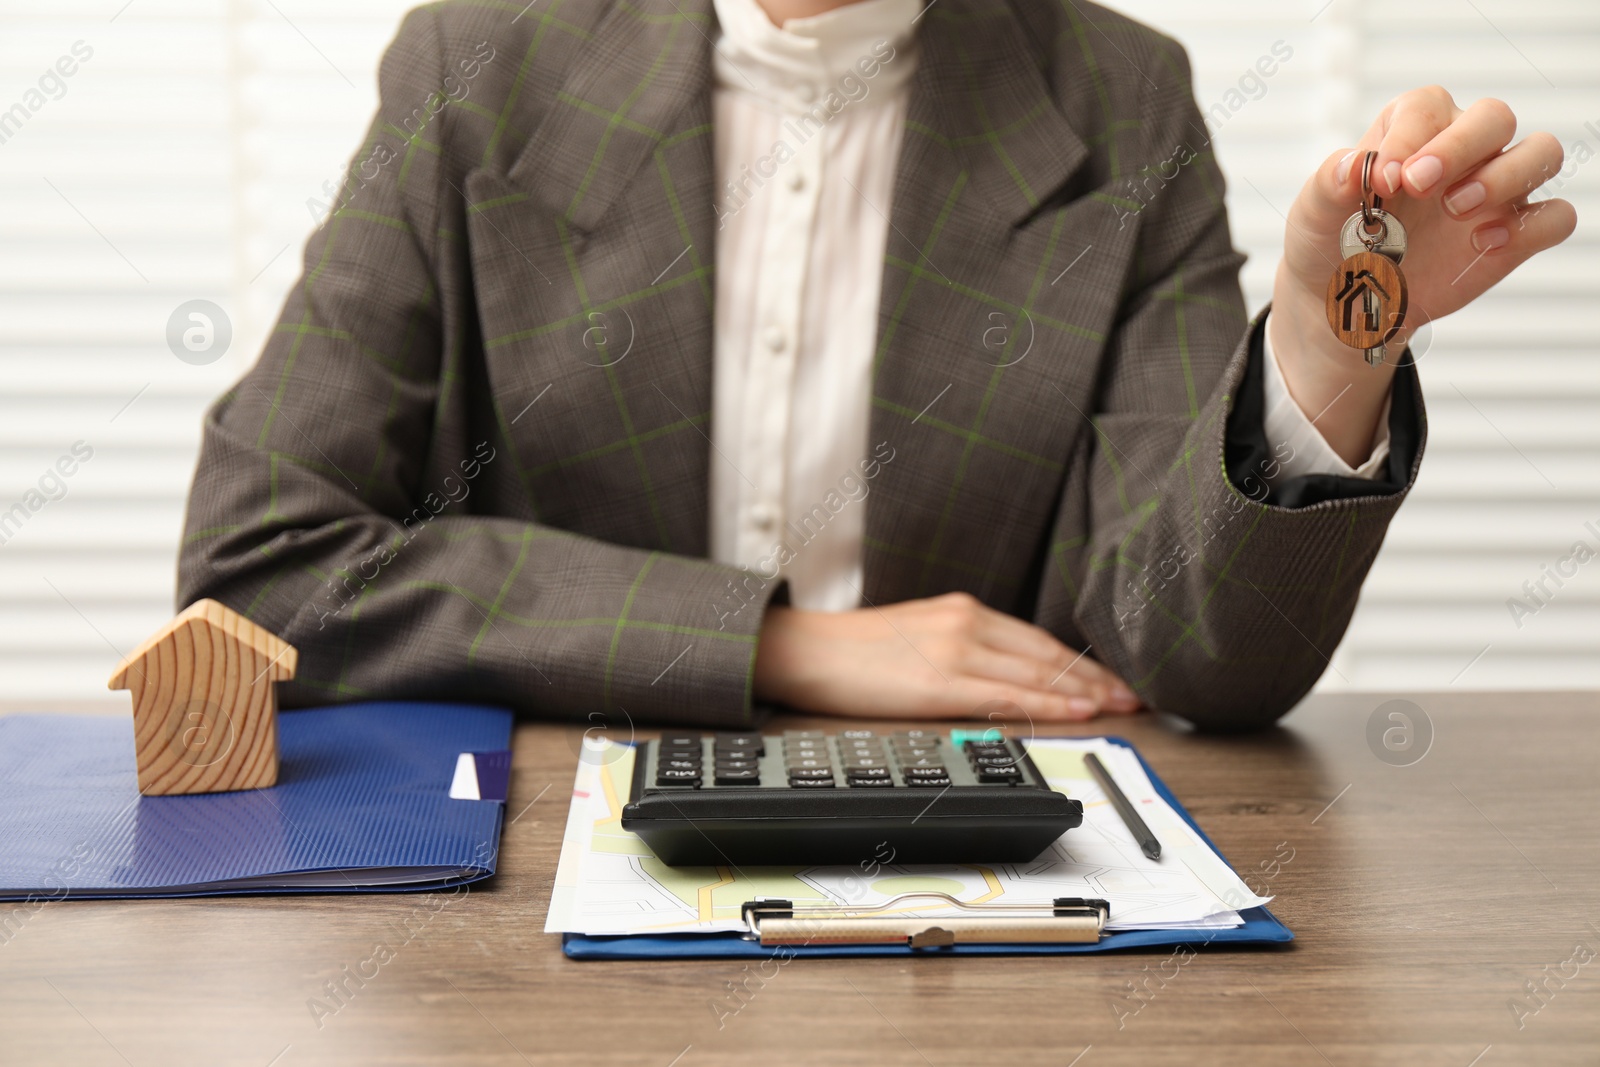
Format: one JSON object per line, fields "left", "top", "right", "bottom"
{"left": 1359, "top": 149, "right": 1384, "bottom": 234}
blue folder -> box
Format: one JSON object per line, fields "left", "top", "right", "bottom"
{"left": 0, "top": 702, "right": 511, "bottom": 900}
{"left": 564, "top": 737, "right": 1293, "bottom": 958}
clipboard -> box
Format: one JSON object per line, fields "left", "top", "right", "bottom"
{"left": 562, "top": 737, "right": 1293, "bottom": 959}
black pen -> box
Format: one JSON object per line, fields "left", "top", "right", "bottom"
{"left": 1084, "top": 752, "right": 1162, "bottom": 861}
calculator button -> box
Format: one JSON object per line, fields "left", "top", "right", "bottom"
{"left": 655, "top": 768, "right": 702, "bottom": 785}
{"left": 714, "top": 768, "right": 762, "bottom": 785}
{"left": 839, "top": 729, "right": 877, "bottom": 739}
{"left": 660, "top": 758, "right": 702, "bottom": 771}
{"left": 786, "top": 757, "right": 832, "bottom": 770}
{"left": 661, "top": 734, "right": 702, "bottom": 749}
{"left": 847, "top": 776, "right": 894, "bottom": 788}
{"left": 903, "top": 766, "right": 948, "bottom": 779}
{"left": 788, "top": 777, "right": 836, "bottom": 788}
{"left": 905, "top": 776, "right": 952, "bottom": 788}
{"left": 964, "top": 740, "right": 1010, "bottom": 754}
{"left": 783, "top": 730, "right": 826, "bottom": 740}
{"left": 843, "top": 757, "right": 888, "bottom": 770}
{"left": 786, "top": 767, "right": 835, "bottom": 779}
{"left": 713, "top": 758, "right": 759, "bottom": 772}
{"left": 978, "top": 766, "right": 1023, "bottom": 783}
{"left": 893, "top": 746, "right": 941, "bottom": 760}
{"left": 973, "top": 755, "right": 1020, "bottom": 767}
{"left": 901, "top": 757, "right": 946, "bottom": 768}
{"left": 892, "top": 730, "right": 940, "bottom": 741}
{"left": 845, "top": 767, "right": 890, "bottom": 779}
{"left": 714, "top": 734, "right": 764, "bottom": 756}
{"left": 657, "top": 746, "right": 703, "bottom": 761}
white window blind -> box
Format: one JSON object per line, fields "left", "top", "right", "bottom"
{"left": 0, "top": 0, "right": 402, "bottom": 707}
{"left": 0, "top": 0, "right": 1594, "bottom": 706}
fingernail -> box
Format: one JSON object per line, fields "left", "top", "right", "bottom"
{"left": 1472, "top": 226, "right": 1510, "bottom": 252}
{"left": 1383, "top": 160, "right": 1402, "bottom": 195}
{"left": 1444, "top": 181, "right": 1487, "bottom": 216}
{"left": 1404, "top": 155, "right": 1443, "bottom": 193}
{"left": 1336, "top": 150, "right": 1356, "bottom": 184}
{"left": 1067, "top": 697, "right": 1097, "bottom": 715}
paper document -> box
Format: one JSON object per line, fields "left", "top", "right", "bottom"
{"left": 545, "top": 737, "right": 1269, "bottom": 936}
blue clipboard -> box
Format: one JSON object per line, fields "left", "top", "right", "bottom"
{"left": 562, "top": 736, "right": 1293, "bottom": 958}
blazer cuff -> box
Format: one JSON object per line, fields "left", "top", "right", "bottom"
{"left": 1225, "top": 309, "right": 1424, "bottom": 509}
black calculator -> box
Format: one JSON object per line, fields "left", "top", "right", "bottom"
{"left": 620, "top": 729, "right": 1083, "bottom": 865}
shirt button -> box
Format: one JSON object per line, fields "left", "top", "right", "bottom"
{"left": 763, "top": 326, "right": 787, "bottom": 352}
{"left": 786, "top": 169, "right": 805, "bottom": 192}
{"left": 749, "top": 503, "right": 778, "bottom": 531}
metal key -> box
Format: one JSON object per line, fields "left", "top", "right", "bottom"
{"left": 1339, "top": 208, "right": 1408, "bottom": 262}
{"left": 1326, "top": 152, "right": 1411, "bottom": 367}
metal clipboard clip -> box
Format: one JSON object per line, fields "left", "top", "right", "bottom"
{"left": 740, "top": 893, "right": 1110, "bottom": 948}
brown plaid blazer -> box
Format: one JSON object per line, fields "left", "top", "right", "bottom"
{"left": 179, "top": 0, "right": 1425, "bottom": 730}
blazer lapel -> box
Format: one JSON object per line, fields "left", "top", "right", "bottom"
{"left": 906, "top": 0, "right": 1090, "bottom": 228}
{"left": 506, "top": 0, "right": 717, "bottom": 233}
{"left": 462, "top": 0, "right": 720, "bottom": 555}
{"left": 864, "top": 0, "right": 1114, "bottom": 608}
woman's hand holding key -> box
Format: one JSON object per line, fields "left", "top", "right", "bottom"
{"left": 1268, "top": 87, "right": 1576, "bottom": 467}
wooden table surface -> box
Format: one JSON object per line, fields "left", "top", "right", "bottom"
{"left": 3, "top": 691, "right": 1599, "bottom": 1067}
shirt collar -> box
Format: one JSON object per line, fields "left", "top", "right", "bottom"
{"left": 711, "top": 0, "right": 920, "bottom": 107}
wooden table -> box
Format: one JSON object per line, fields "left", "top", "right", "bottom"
{"left": 4, "top": 691, "right": 1599, "bottom": 1066}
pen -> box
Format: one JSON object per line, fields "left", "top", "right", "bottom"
{"left": 1084, "top": 752, "right": 1162, "bottom": 861}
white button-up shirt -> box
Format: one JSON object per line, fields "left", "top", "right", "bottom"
{"left": 707, "top": 0, "right": 1387, "bottom": 612}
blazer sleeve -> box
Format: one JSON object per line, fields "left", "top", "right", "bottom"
{"left": 1039, "top": 41, "right": 1426, "bottom": 731}
{"left": 177, "top": 10, "right": 781, "bottom": 728}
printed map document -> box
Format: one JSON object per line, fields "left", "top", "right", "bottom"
{"left": 546, "top": 737, "right": 1270, "bottom": 936}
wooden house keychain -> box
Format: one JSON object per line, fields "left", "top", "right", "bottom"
{"left": 1326, "top": 150, "right": 1408, "bottom": 366}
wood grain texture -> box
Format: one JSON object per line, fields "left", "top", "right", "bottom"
{"left": 106, "top": 599, "right": 296, "bottom": 796}
{"left": 3, "top": 691, "right": 1599, "bottom": 1066}
{"left": 1326, "top": 250, "right": 1408, "bottom": 350}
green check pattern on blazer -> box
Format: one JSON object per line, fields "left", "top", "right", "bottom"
{"left": 179, "top": 0, "right": 1424, "bottom": 730}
